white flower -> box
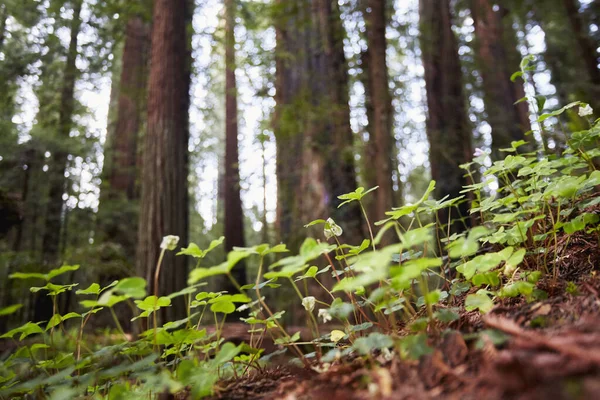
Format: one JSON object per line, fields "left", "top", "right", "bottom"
{"left": 579, "top": 104, "right": 593, "bottom": 117}
{"left": 381, "top": 347, "right": 394, "bottom": 362}
{"left": 160, "top": 235, "right": 180, "bottom": 251}
{"left": 311, "top": 362, "right": 331, "bottom": 373}
{"left": 473, "top": 148, "right": 486, "bottom": 157}
{"left": 324, "top": 218, "right": 343, "bottom": 239}
{"left": 318, "top": 308, "right": 332, "bottom": 323}
{"left": 302, "top": 296, "right": 316, "bottom": 312}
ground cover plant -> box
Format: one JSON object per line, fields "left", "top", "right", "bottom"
{"left": 1, "top": 84, "right": 600, "bottom": 398}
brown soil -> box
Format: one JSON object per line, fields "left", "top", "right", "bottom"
{"left": 206, "top": 235, "right": 600, "bottom": 400}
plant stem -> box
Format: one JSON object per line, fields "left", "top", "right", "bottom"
{"left": 359, "top": 201, "right": 376, "bottom": 251}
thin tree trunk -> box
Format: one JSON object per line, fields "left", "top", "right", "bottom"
{"left": 136, "top": 0, "right": 190, "bottom": 322}
{"left": 224, "top": 0, "right": 247, "bottom": 288}
{"left": 36, "top": 0, "right": 83, "bottom": 323}
{"left": 261, "top": 136, "right": 269, "bottom": 244}
{"left": 471, "top": 0, "right": 530, "bottom": 160}
{"left": 419, "top": 0, "right": 473, "bottom": 235}
{"left": 362, "top": 0, "right": 396, "bottom": 230}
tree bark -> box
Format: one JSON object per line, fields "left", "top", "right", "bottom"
{"left": 0, "top": 3, "right": 7, "bottom": 53}
{"left": 36, "top": 0, "right": 83, "bottom": 323}
{"left": 224, "top": 0, "right": 247, "bottom": 288}
{"left": 563, "top": 0, "right": 600, "bottom": 87}
{"left": 419, "top": 0, "right": 473, "bottom": 235}
{"left": 136, "top": 0, "right": 190, "bottom": 322}
{"left": 470, "top": 0, "right": 530, "bottom": 160}
{"left": 274, "top": 0, "right": 364, "bottom": 248}
{"left": 273, "top": 0, "right": 314, "bottom": 249}
{"left": 362, "top": 0, "right": 396, "bottom": 228}
{"left": 311, "top": 0, "right": 364, "bottom": 242}
{"left": 98, "top": 15, "right": 150, "bottom": 259}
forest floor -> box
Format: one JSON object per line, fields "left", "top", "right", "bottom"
{"left": 205, "top": 232, "right": 600, "bottom": 400}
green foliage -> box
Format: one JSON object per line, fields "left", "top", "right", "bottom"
{"left": 2, "top": 87, "right": 600, "bottom": 399}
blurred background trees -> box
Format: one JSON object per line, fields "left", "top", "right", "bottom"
{"left": 1, "top": 0, "right": 598, "bottom": 327}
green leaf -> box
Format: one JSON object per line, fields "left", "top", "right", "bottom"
{"left": 498, "top": 281, "right": 534, "bottom": 298}
{"left": 213, "top": 342, "right": 242, "bottom": 365}
{"left": 177, "top": 236, "right": 224, "bottom": 258}
{"left": 510, "top": 71, "right": 523, "bottom": 82}
{"left": 353, "top": 332, "right": 394, "bottom": 355}
{"left": 472, "top": 272, "right": 500, "bottom": 287}
{"left": 114, "top": 277, "right": 147, "bottom": 299}
{"left": 0, "top": 321, "right": 44, "bottom": 340}
{"left": 135, "top": 296, "right": 171, "bottom": 311}
{"left": 46, "top": 314, "right": 63, "bottom": 331}
{"left": 538, "top": 101, "right": 581, "bottom": 122}
{"left": 465, "top": 292, "right": 494, "bottom": 313}
{"left": 10, "top": 264, "right": 79, "bottom": 282}
{"left": 304, "top": 219, "right": 328, "bottom": 228}
{"left": 0, "top": 304, "right": 22, "bottom": 316}
{"left": 447, "top": 226, "right": 490, "bottom": 259}
{"left": 400, "top": 226, "right": 433, "bottom": 248}
{"left": 303, "top": 266, "right": 319, "bottom": 278}
{"left": 504, "top": 248, "right": 526, "bottom": 272}
{"left": 337, "top": 186, "right": 378, "bottom": 208}
{"left": 76, "top": 283, "right": 101, "bottom": 295}
{"left": 434, "top": 308, "right": 460, "bottom": 323}
{"left": 400, "top": 334, "right": 432, "bottom": 359}
{"left": 188, "top": 250, "right": 250, "bottom": 284}
{"left": 210, "top": 300, "right": 235, "bottom": 314}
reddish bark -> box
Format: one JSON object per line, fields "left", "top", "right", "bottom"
{"left": 224, "top": 0, "right": 247, "bottom": 286}
{"left": 136, "top": 0, "right": 190, "bottom": 321}
{"left": 471, "top": 0, "right": 530, "bottom": 160}
{"left": 37, "top": 0, "right": 83, "bottom": 322}
{"left": 363, "top": 0, "right": 396, "bottom": 226}
{"left": 419, "top": 0, "right": 473, "bottom": 234}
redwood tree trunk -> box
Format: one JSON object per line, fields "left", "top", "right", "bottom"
{"left": 311, "top": 0, "right": 363, "bottom": 242}
{"left": 0, "top": 4, "right": 7, "bottom": 53}
{"left": 471, "top": 0, "right": 530, "bottom": 160}
{"left": 274, "top": 0, "right": 315, "bottom": 249}
{"left": 563, "top": 0, "right": 600, "bottom": 88}
{"left": 98, "top": 15, "right": 150, "bottom": 259}
{"left": 419, "top": 0, "right": 473, "bottom": 234}
{"left": 362, "top": 0, "right": 396, "bottom": 228}
{"left": 36, "top": 0, "right": 83, "bottom": 322}
{"left": 136, "top": 0, "right": 190, "bottom": 321}
{"left": 224, "top": 0, "right": 247, "bottom": 286}
{"left": 273, "top": 0, "right": 363, "bottom": 243}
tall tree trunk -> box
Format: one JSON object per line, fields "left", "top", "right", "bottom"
{"left": 311, "top": 0, "right": 363, "bottom": 242}
{"left": 419, "top": 0, "right": 473, "bottom": 235}
{"left": 470, "top": 0, "right": 530, "bottom": 161}
{"left": 136, "top": 0, "right": 190, "bottom": 322}
{"left": 98, "top": 15, "right": 150, "bottom": 259}
{"left": 533, "top": 0, "right": 600, "bottom": 119}
{"left": 499, "top": 7, "right": 532, "bottom": 138}
{"left": 274, "top": 0, "right": 363, "bottom": 248}
{"left": 362, "top": 0, "right": 396, "bottom": 231}
{"left": 273, "top": 0, "right": 313, "bottom": 249}
{"left": 224, "top": 0, "right": 247, "bottom": 287}
{"left": 563, "top": 0, "right": 600, "bottom": 88}
{"left": 36, "top": 0, "right": 83, "bottom": 323}
{"left": 0, "top": 3, "right": 7, "bottom": 53}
